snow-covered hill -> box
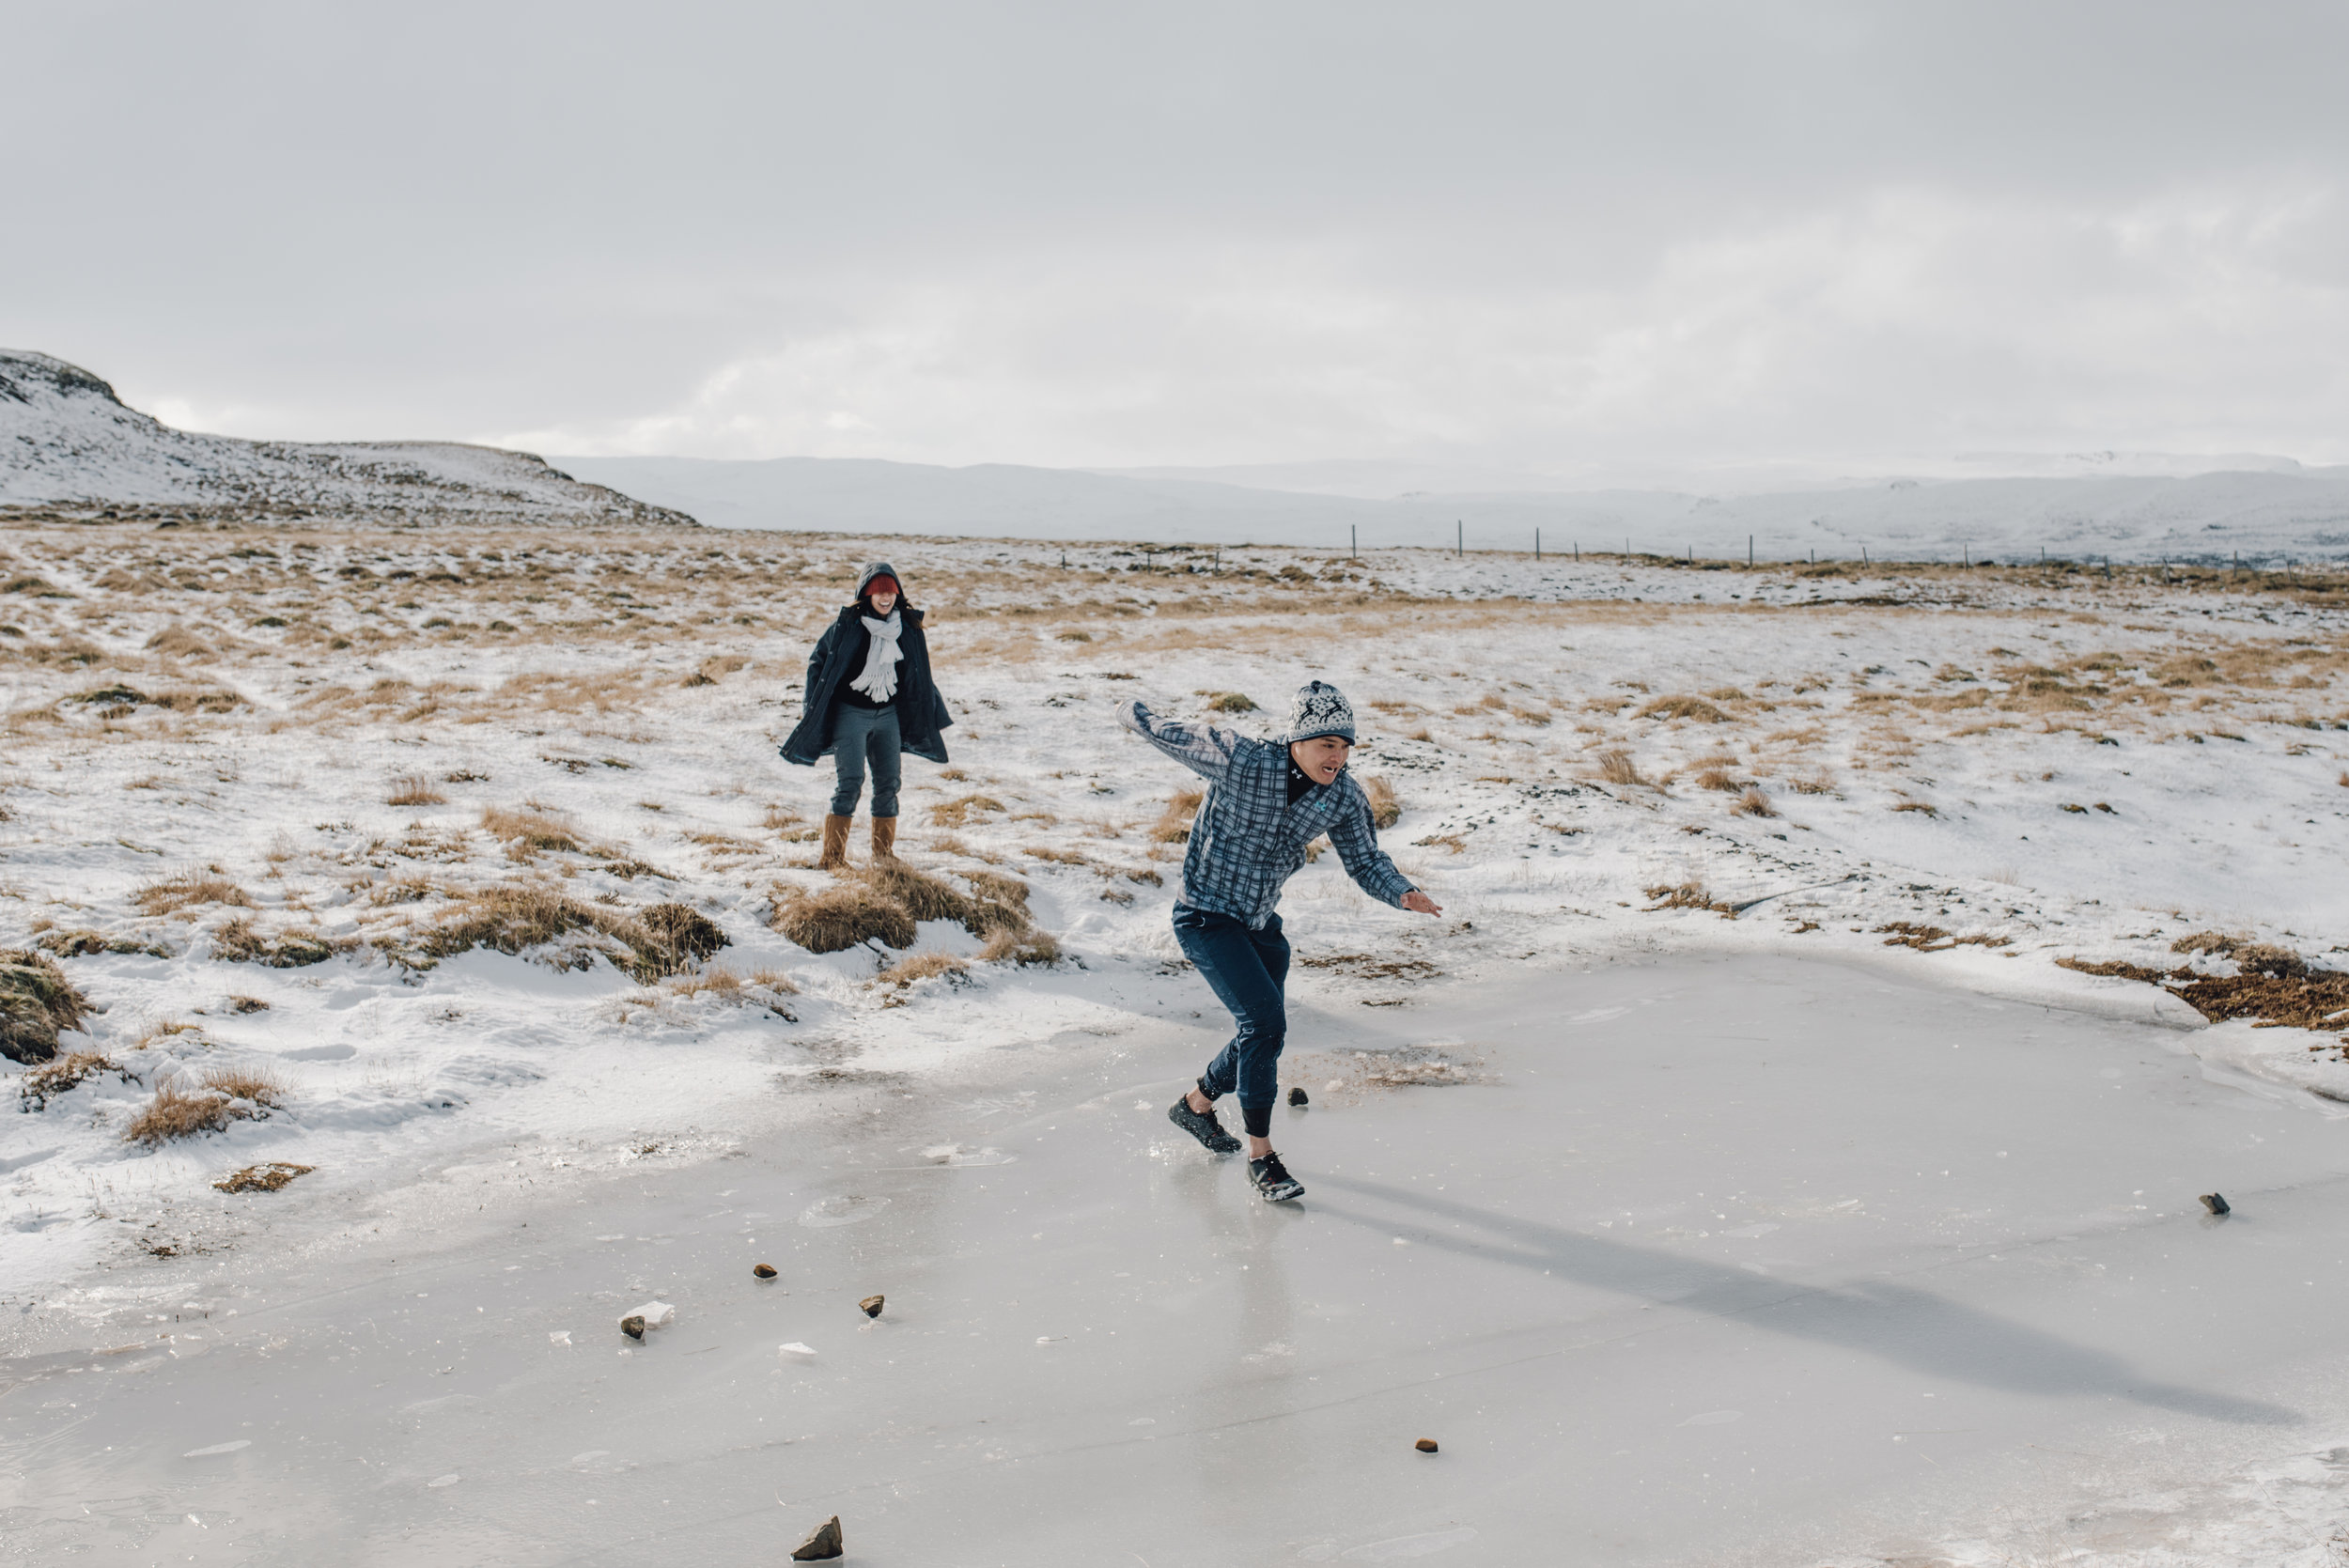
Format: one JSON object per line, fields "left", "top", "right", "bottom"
{"left": 561, "top": 452, "right": 2349, "bottom": 563}
{"left": 0, "top": 351, "right": 696, "bottom": 528}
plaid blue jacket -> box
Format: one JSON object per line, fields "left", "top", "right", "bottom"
{"left": 1120, "top": 701, "right": 1414, "bottom": 929}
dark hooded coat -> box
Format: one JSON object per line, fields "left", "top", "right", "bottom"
{"left": 779, "top": 585, "right": 953, "bottom": 767}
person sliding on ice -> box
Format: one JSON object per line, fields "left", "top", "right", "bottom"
{"left": 779, "top": 563, "right": 953, "bottom": 870}
{"left": 1121, "top": 680, "right": 1441, "bottom": 1202}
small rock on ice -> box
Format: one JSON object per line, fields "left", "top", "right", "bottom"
{"left": 790, "top": 1513, "right": 844, "bottom": 1560}
{"left": 1288, "top": 1086, "right": 1310, "bottom": 1106}
{"left": 859, "top": 1294, "right": 885, "bottom": 1317}
{"left": 754, "top": 1264, "right": 778, "bottom": 1280}
{"left": 1414, "top": 1437, "right": 1439, "bottom": 1453}
{"left": 2201, "top": 1191, "right": 2232, "bottom": 1216}
{"left": 619, "top": 1315, "right": 646, "bottom": 1341}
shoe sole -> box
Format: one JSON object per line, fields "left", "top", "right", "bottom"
{"left": 1255, "top": 1184, "right": 1304, "bottom": 1203}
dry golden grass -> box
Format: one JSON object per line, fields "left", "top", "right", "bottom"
{"left": 213, "top": 1161, "right": 314, "bottom": 1193}
{"left": 748, "top": 966, "right": 801, "bottom": 994}
{"left": 2, "top": 946, "right": 91, "bottom": 1065}
{"left": 1788, "top": 773, "right": 1838, "bottom": 794}
{"left": 979, "top": 928, "right": 1060, "bottom": 966}
{"left": 144, "top": 625, "right": 215, "bottom": 660}
{"left": 1636, "top": 694, "right": 1729, "bottom": 723}
{"left": 879, "top": 951, "right": 970, "bottom": 988}
{"left": 481, "top": 803, "right": 583, "bottom": 857}
{"left": 1361, "top": 775, "right": 1402, "bottom": 829}
{"left": 928, "top": 793, "right": 1006, "bottom": 829}
{"left": 1891, "top": 800, "right": 1940, "bottom": 816}
{"left": 133, "top": 871, "right": 257, "bottom": 918}
{"left": 16, "top": 1049, "right": 130, "bottom": 1110}
{"left": 200, "top": 1063, "right": 288, "bottom": 1108}
{"left": 1595, "top": 749, "right": 1644, "bottom": 786}
{"left": 213, "top": 917, "right": 344, "bottom": 968}
{"left": 387, "top": 771, "right": 446, "bottom": 806}
{"left": 125, "top": 1081, "right": 252, "bottom": 1144}
{"left": 1643, "top": 881, "right": 1733, "bottom": 914}
{"left": 772, "top": 884, "right": 918, "bottom": 953}
{"left": 1150, "top": 788, "right": 1204, "bottom": 844}
{"left": 667, "top": 964, "right": 744, "bottom": 1001}
{"left": 1731, "top": 785, "right": 1777, "bottom": 817}
{"left": 962, "top": 869, "right": 1030, "bottom": 910}
{"left": 1203, "top": 691, "right": 1258, "bottom": 713}
{"left": 1692, "top": 767, "right": 1747, "bottom": 793}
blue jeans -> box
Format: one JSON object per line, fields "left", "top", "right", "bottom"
{"left": 1173, "top": 904, "right": 1289, "bottom": 1129}
{"left": 829, "top": 705, "right": 902, "bottom": 817}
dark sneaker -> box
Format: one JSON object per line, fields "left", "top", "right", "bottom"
{"left": 1168, "top": 1095, "right": 1242, "bottom": 1154}
{"left": 1249, "top": 1152, "right": 1305, "bottom": 1203}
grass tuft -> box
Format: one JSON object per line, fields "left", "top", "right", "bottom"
{"left": 1361, "top": 776, "right": 1402, "bottom": 830}
{"left": 17, "top": 1049, "right": 132, "bottom": 1110}
{"left": 482, "top": 804, "right": 583, "bottom": 857}
{"left": 1152, "top": 788, "right": 1205, "bottom": 844}
{"left": 1595, "top": 749, "right": 1644, "bottom": 787}
{"left": 133, "top": 872, "right": 257, "bottom": 918}
{"left": 979, "top": 928, "right": 1061, "bottom": 966}
{"left": 1635, "top": 695, "right": 1728, "bottom": 722}
{"left": 771, "top": 885, "right": 917, "bottom": 953}
{"left": 387, "top": 772, "right": 446, "bottom": 806}
{"left": 214, "top": 1162, "right": 315, "bottom": 1193}
{"left": 1, "top": 947, "right": 92, "bottom": 1064}
{"left": 927, "top": 794, "right": 1006, "bottom": 829}
{"left": 125, "top": 1082, "right": 246, "bottom": 1145}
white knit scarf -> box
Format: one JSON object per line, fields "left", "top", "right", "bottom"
{"left": 850, "top": 611, "right": 904, "bottom": 703}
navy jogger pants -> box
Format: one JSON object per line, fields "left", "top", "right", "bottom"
{"left": 1173, "top": 903, "right": 1288, "bottom": 1138}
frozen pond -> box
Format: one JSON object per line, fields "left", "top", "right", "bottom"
{"left": 8, "top": 953, "right": 2349, "bottom": 1564}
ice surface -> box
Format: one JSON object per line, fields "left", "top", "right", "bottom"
{"left": 6, "top": 954, "right": 2349, "bottom": 1564}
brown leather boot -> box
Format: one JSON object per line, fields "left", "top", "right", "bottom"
{"left": 870, "top": 815, "right": 898, "bottom": 862}
{"left": 818, "top": 814, "right": 853, "bottom": 871}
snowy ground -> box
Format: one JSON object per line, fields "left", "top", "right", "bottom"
{"left": 4, "top": 523, "right": 2348, "bottom": 1561}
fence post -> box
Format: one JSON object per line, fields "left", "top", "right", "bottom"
{"left": 1535, "top": 528, "right": 1541, "bottom": 562}
{"left": 1748, "top": 534, "right": 1753, "bottom": 567}
{"left": 1456, "top": 520, "right": 1463, "bottom": 558}
{"left": 1350, "top": 525, "right": 1357, "bottom": 562}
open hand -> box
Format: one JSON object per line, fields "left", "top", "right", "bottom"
{"left": 1401, "top": 890, "right": 1442, "bottom": 916}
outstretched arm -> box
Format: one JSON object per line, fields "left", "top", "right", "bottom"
{"left": 1329, "top": 785, "right": 1439, "bottom": 914}
{"left": 1118, "top": 700, "right": 1239, "bottom": 784}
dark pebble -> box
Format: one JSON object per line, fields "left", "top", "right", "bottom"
{"left": 754, "top": 1264, "right": 778, "bottom": 1280}
{"left": 859, "top": 1295, "right": 885, "bottom": 1318}
{"left": 2201, "top": 1192, "right": 2231, "bottom": 1216}
{"left": 619, "top": 1314, "right": 646, "bottom": 1341}
{"left": 1288, "top": 1086, "right": 1309, "bottom": 1106}
{"left": 791, "top": 1514, "right": 844, "bottom": 1560}
{"left": 1415, "top": 1437, "right": 1439, "bottom": 1453}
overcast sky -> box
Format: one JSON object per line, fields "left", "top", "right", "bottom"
{"left": 8, "top": 1, "right": 2347, "bottom": 474}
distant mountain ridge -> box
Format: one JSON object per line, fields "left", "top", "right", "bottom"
{"left": 0, "top": 351, "right": 696, "bottom": 528}
{"left": 559, "top": 452, "right": 2349, "bottom": 563}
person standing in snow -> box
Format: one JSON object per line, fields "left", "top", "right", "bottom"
{"left": 1122, "top": 680, "right": 1441, "bottom": 1202}
{"left": 779, "top": 562, "right": 954, "bottom": 871}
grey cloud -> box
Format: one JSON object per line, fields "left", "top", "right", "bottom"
{"left": 5, "top": 1, "right": 2346, "bottom": 466}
